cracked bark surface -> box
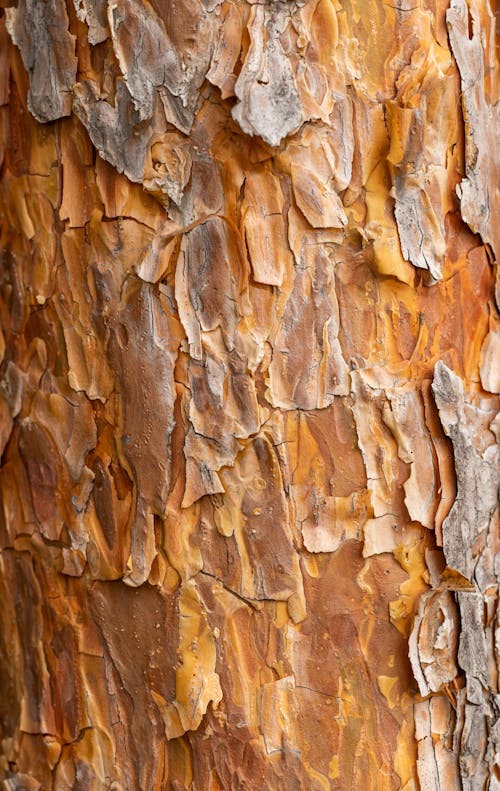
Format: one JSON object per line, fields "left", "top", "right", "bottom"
{"left": 0, "top": 0, "right": 499, "bottom": 788}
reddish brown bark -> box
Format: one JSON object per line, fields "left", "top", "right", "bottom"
{"left": 0, "top": 0, "right": 498, "bottom": 788}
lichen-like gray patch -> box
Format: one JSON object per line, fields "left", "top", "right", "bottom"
{"left": 6, "top": 0, "right": 77, "bottom": 123}
{"left": 232, "top": 4, "right": 302, "bottom": 147}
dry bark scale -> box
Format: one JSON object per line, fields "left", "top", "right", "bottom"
{"left": 0, "top": 0, "right": 499, "bottom": 788}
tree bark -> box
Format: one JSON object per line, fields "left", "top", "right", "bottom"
{"left": 0, "top": 0, "right": 498, "bottom": 789}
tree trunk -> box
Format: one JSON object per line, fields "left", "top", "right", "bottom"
{"left": 0, "top": 0, "right": 498, "bottom": 788}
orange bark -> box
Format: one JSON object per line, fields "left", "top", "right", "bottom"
{"left": 0, "top": 0, "right": 498, "bottom": 788}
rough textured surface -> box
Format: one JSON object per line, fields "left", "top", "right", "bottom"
{"left": 447, "top": 0, "right": 500, "bottom": 259}
{"left": 0, "top": 0, "right": 499, "bottom": 789}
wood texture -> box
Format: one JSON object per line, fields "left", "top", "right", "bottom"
{"left": 0, "top": 0, "right": 498, "bottom": 788}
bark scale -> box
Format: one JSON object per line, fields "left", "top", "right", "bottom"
{"left": 0, "top": 0, "right": 498, "bottom": 789}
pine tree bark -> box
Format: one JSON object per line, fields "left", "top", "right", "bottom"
{"left": 0, "top": 0, "right": 498, "bottom": 789}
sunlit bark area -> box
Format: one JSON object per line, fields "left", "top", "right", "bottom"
{"left": 0, "top": 0, "right": 498, "bottom": 788}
